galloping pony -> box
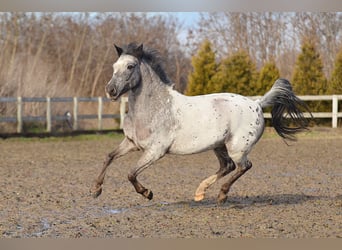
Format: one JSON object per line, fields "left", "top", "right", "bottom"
{"left": 91, "top": 43, "right": 311, "bottom": 204}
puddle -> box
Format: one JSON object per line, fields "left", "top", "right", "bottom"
{"left": 159, "top": 201, "right": 170, "bottom": 205}
{"left": 105, "top": 208, "right": 127, "bottom": 214}
{"left": 41, "top": 218, "right": 50, "bottom": 230}
{"left": 30, "top": 218, "right": 51, "bottom": 237}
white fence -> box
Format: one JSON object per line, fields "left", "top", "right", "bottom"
{"left": 0, "top": 97, "right": 125, "bottom": 133}
{"left": 0, "top": 95, "right": 341, "bottom": 133}
{"left": 112, "top": 95, "right": 342, "bottom": 129}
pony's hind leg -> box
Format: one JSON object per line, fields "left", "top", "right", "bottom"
{"left": 216, "top": 121, "right": 263, "bottom": 205}
{"left": 91, "top": 137, "right": 137, "bottom": 198}
{"left": 217, "top": 154, "right": 252, "bottom": 205}
{"left": 194, "top": 146, "right": 236, "bottom": 201}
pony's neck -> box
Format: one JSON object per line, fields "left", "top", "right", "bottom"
{"left": 128, "top": 61, "right": 172, "bottom": 114}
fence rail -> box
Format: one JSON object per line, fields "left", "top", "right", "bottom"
{"left": 0, "top": 96, "right": 125, "bottom": 133}
{"left": 0, "top": 95, "right": 341, "bottom": 133}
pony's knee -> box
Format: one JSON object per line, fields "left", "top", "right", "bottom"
{"left": 228, "top": 149, "right": 251, "bottom": 171}
{"left": 246, "top": 160, "right": 252, "bottom": 169}
{"left": 240, "top": 159, "right": 252, "bottom": 171}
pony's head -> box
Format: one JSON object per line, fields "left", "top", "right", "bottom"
{"left": 105, "top": 42, "right": 172, "bottom": 100}
{"left": 105, "top": 43, "right": 143, "bottom": 100}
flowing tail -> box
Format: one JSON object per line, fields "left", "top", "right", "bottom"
{"left": 256, "top": 78, "right": 312, "bottom": 141}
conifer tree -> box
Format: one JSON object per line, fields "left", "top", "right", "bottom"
{"left": 292, "top": 38, "right": 328, "bottom": 111}
{"left": 330, "top": 47, "right": 342, "bottom": 94}
{"left": 212, "top": 50, "right": 257, "bottom": 95}
{"left": 254, "top": 61, "right": 280, "bottom": 95}
{"left": 186, "top": 40, "right": 217, "bottom": 95}
{"left": 292, "top": 39, "right": 327, "bottom": 95}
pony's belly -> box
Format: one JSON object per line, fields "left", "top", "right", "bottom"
{"left": 168, "top": 133, "right": 225, "bottom": 155}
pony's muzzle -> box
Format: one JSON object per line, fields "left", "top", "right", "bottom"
{"left": 105, "top": 84, "right": 117, "bottom": 99}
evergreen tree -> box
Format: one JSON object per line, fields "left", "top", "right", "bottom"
{"left": 330, "top": 47, "right": 342, "bottom": 94}
{"left": 212, "top": 50, "right": 258, "bottom": 95}
{"left": 292, "top": 39, "right": 327, "bottom": 95}
{"left": 254, "top": 61, "right": 280, "bottom": 95}
{"left": 186, "top": 40, "right": 217, "bottom": 95}
{"left": 292, "top": 38, "right": 328, "bottom": 111}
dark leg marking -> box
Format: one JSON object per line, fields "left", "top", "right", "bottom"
{"left": 214, "top": 146, "right": 236, "bottom": 177}
{"left": 128, "top": 173, "right": 153, "bottom": 200}
{"left": 217, "top": 160, "right": 252, "bottom": 205}
{"left": 127, "top": 149, "right": 165, "bottom": 200}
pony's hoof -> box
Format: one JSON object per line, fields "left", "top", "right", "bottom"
{"left": 143, "top": 189, "right": 153, "bottom": 200}
{"left": 194, "top": 193, "right": 204, "bottom": 202}
{"left": 91, "top": 185, "right": 102, "bottom": 198}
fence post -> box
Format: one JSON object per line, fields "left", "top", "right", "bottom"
{"left": 46, "top": 97, "right": 51, "bottom": 132}
{"left": 73, "top": 97, "right": 78, "bottom": 130}
{"left": 17, "top": 96, "right": 22, "bottom": 133}
{"left": 98, "top": 97, "right": 103, "bottom": 130}
{"left": 332, "top": 95, "right": 338, "bottom": 128}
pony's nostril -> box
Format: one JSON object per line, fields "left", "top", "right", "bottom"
{"left": 106, "top": 85, "right": 116, "bottom": 96}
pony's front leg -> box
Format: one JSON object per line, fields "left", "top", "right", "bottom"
{"left": 91, "top": 137, "right": 137, "bottom": 198}
{"left": 128, "top": 149, "right": 165, "bottom": 200}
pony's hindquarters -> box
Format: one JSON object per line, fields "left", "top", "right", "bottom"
{"left": 215, "top": 78, "right": 311, "bottom": 203}
{"left": 214, "top": 98, "right": 265, "bottom": 204}
{"left": 223, "top": 102, "right": 264, "bottom": 174}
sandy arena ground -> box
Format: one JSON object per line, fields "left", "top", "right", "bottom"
{"left": 0, "top": 128, "right": 341, "bottom": 238}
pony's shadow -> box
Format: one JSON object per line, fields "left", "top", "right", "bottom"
{"left": 101, "top": 194, "right": 338, "bottom": 217}
{"left": 173, "top": 193, "right": 333, "bottom": 209}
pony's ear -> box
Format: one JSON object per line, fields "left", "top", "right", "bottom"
{"left": 134, "top": 43, "right": 143, "bottom": 59}
{"left": 114, "top": 44, "right": 123, "bottom": 57}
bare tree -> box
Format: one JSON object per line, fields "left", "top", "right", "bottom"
{"left": 293, "top": 12, "right": 342, "bottom": 77}
{"left": 0, "top": 12, "right": 191, "bottom": 127}
{"left": 188, "top": 12, "right": 341, "bottom": 80}
{"left": 193, "top": 13, "right": 288, "bottom": 67}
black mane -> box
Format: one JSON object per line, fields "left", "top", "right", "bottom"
{"left": 121, "top": 43, "right": 172, "bottom": 84}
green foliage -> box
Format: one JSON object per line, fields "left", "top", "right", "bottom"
{"left": 186, "top": 43, "right": 258, "bottom": 96}
{"left": 254, "top": 61, "right": 280, "bottom": 95}
{"left": 292, "top": 38, "right": 328, "bottom": 112}
{"left": 212, "top": 50, "right": 258, "bottom": 95}
{"left": 186, "top": 40, "right": 217, "bottom": 95}
{"left": 292, "top": 39, "right": 327, "bottom": 95}
{"left": 187, "top": 37, "right": 335, "bottom": 111}
{"left": 330, "top": 47, "right": 342, "bottom": 94}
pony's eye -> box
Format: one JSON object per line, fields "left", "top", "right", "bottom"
{"left": 127, "top": 64, "right": 135, "bottom": 70}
